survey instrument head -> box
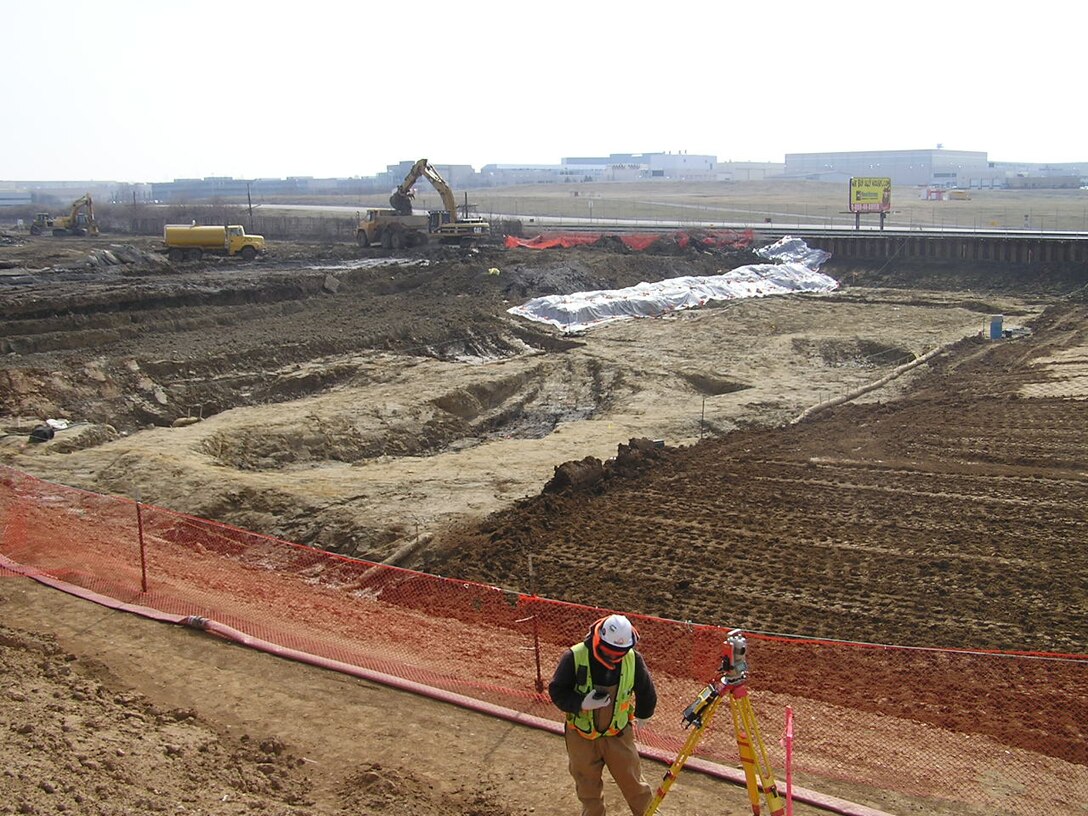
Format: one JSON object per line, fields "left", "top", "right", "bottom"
{"left": 720, "top": 629, "right": 749, "bottom": 682}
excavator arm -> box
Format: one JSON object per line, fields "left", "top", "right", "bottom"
{"left": 418, "top": 164, "right": 459, "bottom": 222}
{"left": 68, "top": 194, "right": 93, "bottom": 222}
{"left": 389, "top": 159, "right": 462, "bottom": 222}
{"left": 71, "top": 194, "right": 97, "bottom": 233}
{"left": 389, "top": 159, "right": 428, "bottom": 215}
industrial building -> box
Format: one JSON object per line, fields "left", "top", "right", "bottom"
{"left": 784, "top": 148, "right": 1087, "bottom": 189}
{"left": 0, "top": 190, "right": 32, "bottom": 207}
{"left": 562, "top": 152, "right": 718, "bottom": 182}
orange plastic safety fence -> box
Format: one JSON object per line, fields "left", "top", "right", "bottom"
{"left": 2, "top": 467, "right": 1085, "bottom": 816}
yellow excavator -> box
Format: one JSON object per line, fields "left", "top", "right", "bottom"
{"left": 357, "top": 159, "right": 490, "bottom": 249}
{"left": 31, "top": 193, "right": 99, "bottom": 237}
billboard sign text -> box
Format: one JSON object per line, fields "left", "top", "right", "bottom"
{"left": 849, "top": 177, "right": 892, "bottom": 213}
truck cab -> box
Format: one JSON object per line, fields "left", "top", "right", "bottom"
{"left": 225, "top": 225, "right": 265, "bottom": 258}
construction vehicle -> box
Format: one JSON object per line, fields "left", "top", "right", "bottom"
{"left": 356, "top": 158, "right": 490, "bottom": 249}
{"left": 355, "top": 207, "right": 431, "bottom": 250}
{"left": 30, "top": 194, "right": 99, "bottom": 237}
{"left": 163, "top": 224, "right": 266, "bottom": 262}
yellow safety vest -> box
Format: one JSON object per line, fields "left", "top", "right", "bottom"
{"left": 566, "top": 642, "right": 636, "bottom": 739}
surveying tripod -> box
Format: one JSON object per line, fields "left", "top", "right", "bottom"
{"left": 644, "top": 630, "right": 786, "bottom": 816}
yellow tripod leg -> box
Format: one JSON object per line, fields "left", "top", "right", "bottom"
{"left": 730, "top": 694, "right": 763, "bottom": 814}
{"left": 729, "top": 689, "right": 786, "bottom": 816}
{"left": 643, "top": 695, "right": 723, "bottom": 816}
{"left": 738, "top": 696, "right": 786, "bottom": 816}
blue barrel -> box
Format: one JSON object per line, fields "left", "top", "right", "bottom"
{"left": 989, "top": 315, "right": 1004, "bottom": 340}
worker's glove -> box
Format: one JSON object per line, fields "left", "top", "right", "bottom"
{"left": 581, "top": 690, "right": 611, "bottom": 711}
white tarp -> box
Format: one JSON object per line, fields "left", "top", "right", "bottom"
{"left": 507, "top": 237, "right": 837, "bottom": 332}
{"left": 755, "top": 235, "right": 832, "bottom": 269}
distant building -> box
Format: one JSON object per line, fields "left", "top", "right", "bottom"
{"left": 558, "top": 159, "right": 611, "bottom": 182}
{"left": 993, "top": 162, "right": 1087, "bottom": 188}
{"left": 111, "top": 183, "right": 155, "bottom": 203}
{"left": 149, "top": 175, "right": 382, "bottom": 202}
{"left": 373, "top": 161, "right": 478, "bottom": 193}
{"left": 1005, "top": 175, "right": 1082, "bottom": 189}
{"left": 644, "top": 152, "right": 716, "bottom": 180}
{"left": 0, "top": 189, "right": 32, "bottom": 207}
{"left": 0, "top": 181, "right": 117, "bottom": 207}
{"left": 784, "top": 149, "right": 1088, "bottom": 189}
{"left": 784, "top": 149, "right": 995, "bottom": 188}
{"left": 479, "top": 164, "right": 565, "bottom": 185}
{"left": 154, "top": 176, "right": 249, "bottom": 201}
{"left": 715, "top": 161, "right": 784, "bottom": 182}
{"left": 563, "top": 152, "right": 718, "bottom": 181}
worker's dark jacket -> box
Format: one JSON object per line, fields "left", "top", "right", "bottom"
{"left": 548, "top": 635, "right": 657, "bottom": 721}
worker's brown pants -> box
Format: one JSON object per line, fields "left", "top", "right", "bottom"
{"left": 564, "top": 726, "right": 653, "bottom": 816}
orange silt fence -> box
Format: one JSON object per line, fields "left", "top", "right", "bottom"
{"left": 2, "top": 466, "right": 1086, "bottom": 816}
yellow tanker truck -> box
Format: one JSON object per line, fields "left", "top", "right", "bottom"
{"left": 163, "top": 224, "right": 265, "bottom": 262}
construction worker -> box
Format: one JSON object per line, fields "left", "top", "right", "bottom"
{"left": 549, "top": 614, "right": 658, "bottom": 816}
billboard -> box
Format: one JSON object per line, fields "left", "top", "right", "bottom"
{"left": 849, "top": 177, "right": 892, "bottom": 213}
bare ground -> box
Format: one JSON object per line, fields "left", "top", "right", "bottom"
{"left": 1, "top": 230, "right": 1086, "bottom": 815}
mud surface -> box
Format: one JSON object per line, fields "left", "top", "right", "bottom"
{"left": 2, "top": 230, "right": 1086, "bottom": 815}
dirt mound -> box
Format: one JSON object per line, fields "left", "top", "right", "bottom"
{"left": 544, "top": 437, "right": 668, "bottom": 494}
{"left": 338, "top": 764, "right": 521, "bottom": 816}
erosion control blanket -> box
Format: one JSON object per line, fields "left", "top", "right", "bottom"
{"left": 508, "top": 237, "right": 836, "bottom": 332}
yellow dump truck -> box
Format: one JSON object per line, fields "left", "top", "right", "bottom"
{"left": 163, "top": 224, "right": 265, "bottom": 262}
{"left": 356, "top": 208, "right": 431, "bottom": 249}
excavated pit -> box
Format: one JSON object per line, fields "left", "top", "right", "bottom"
{"left": 791, "top": 337, "right": 915, "bottom": 368}
{"left": 200, "top": 358, "right": 619, "bottom": 471}
{"left": 3, "top": 233, "right": 1085, "bottom": 649}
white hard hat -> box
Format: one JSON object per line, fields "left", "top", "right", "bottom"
{"left": 598, "top": 614, "right": 637, "bottom": 649}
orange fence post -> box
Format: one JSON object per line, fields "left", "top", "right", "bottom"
{"left": 783, "top": 706, "right": 794, "bottom": 816}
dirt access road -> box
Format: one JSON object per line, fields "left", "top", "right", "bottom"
{"left": 1, "top": 230, "right": 1087, "bottom": 815}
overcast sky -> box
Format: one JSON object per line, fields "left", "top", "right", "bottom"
{"left": 3, "top": 1, "right": 1082, "bottom": 182}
